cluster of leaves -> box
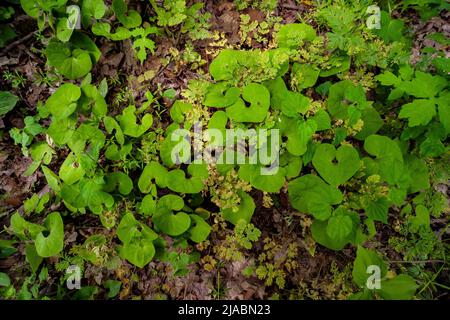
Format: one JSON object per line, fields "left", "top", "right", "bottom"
{"left": 1, "top": 0, "right": 448, "bottom": 300}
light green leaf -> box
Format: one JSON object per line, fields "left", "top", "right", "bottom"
{"left": 352, "top": 246, "right": 387, "bottom": 288}
{"left": 399, "top": 99, "right": 436, "bottom": 127}
{"left": 35, "top": 212, "right": 64, "bottom": 258}
{"left": 312, "top": 143, "right": 360, "bottom": 186}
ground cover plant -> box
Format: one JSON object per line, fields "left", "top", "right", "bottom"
{"left": 0, "top": 0, "right": 448, "bottom": 300}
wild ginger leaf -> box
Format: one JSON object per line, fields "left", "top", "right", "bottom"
{"left": 112, "top": 0, "right": 142, "bottom": 29}
{"left": 188, "top": 215, "right": 211, "bottom": 243}
{"left": 59, "top": 152, "right": 85, "bottom": 185}
{"left": 276, "top": 23, "right": 316, "bottom": 48}
{"left": 378, "top": 275, "right": 418, "bottom": 300}
{"left": 117, "top": 105, "right": 153, "bottom": 138}
{"left": 45, "top": 83, "right": 81, "bottom": 120}
{"left": 352, "top": 246, "right": 387, "bottom": 288}
{"left": 222, "top": 191, "right": 255, "bottom": 225}
{"left": 288, "top": 175, "right": 342, "bottom": 220}
{"left": 35, "top": 212, "right": 64, "bottom": 258}
{"left": 226, "top": 83, "right": 270, "bottom": 123}
{"left": 312, "top": 143, "right": 360, "bottom": 186}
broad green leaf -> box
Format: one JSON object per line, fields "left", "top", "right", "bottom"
{"left": 364, "top": 135, "right": 404, "bottom": 185}
{"left": 104, "top": 172, "right": 133, "bottom": 195}
{"left": 378, "top": 275, "right": 418, "bottom": 300}
{"left": 81, "top": 0, "right": 106, "bottom": 27}
{"left": 46, "top": 39, "right": 92, "bottom": 80}
{"left": 288, "top": 175, "right": 342, "bottom": 220}
{"left": 45, "top": 83, "right": 81, "bottom": 120}
{"left": 409, "top": 205, "right": 430, "bottom": 233}
{"left": 363, "top": 197, "right": 389, "bottom": 223}
{"left": 276, "top": 23, "right": 316, "bottom": 48}
{"left": 153, "top": 195, "right": 191, "bottom": 236}
{"left": 292, "top": 63, "right": 320, "bottom": 89}
{"left": 238, "top": 164, "right": 286, "bottom": 193}
{"left": 0, "top": 272, "right": 10, "bottom": 287}
{"left": 119, "top": 239, "right": 155, "bottom": 268}
{"left": 312, "top": 143, "right": 360, "bottom": 186}
{"left": 35, "top": 212, "right": 64, "bottom": 258}
{"left": 117, "top": 105, "right": 153, "bottom": 138}
{"left": 226, "top": 83, "right": 270, "bottom": 123}
{"left": 399, "top": 99, "right": 436, "bottom": 127}
{"left": 112, "top": 0, "right": 142, "bottom": 29}
{"left": 0, "top": 91, "right": 19, "bottom": 117}
{"left": 188, "top": 215, "right": 211, "bottom": 243}
{"left": 59, "top": 152, "right": 85, "bottom": 185}
{"left": 25, "top": 244, "right": 43, "bottom": 273}
{"left": 222, "top": 191, "right": 255, "bottom": 225}
{"left": 10, "top": 212, "right": 45, "bottom": 239}
{"left": 326, "top": 210, "right": 353, "bottom": 241}
{"left": 138, "top": 161, "right": 168, "bottom": 193}
{"left": 352, "top": 246, "right": 387, "bottom": 288}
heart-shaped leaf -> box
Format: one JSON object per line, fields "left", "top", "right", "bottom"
{"left": 312, "top": 143, "right": 360, "bottom": 186}
{"left": 226, "top": 83, "right": 270, "bottom": 123}
{"left": 153, "top": 195, "right": 191, "bottom": 236}
{"left": 35, "top": 212, "right": 64, "bottom": 258}
{"left": 288, "top": 174, "right": 342, "bottom": 220}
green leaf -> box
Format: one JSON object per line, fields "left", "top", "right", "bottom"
{"left": 138, "top": 161, "right": 168, "bottom": 193}
{"left": 112, "top": 0, "right": 142, "bottom": 29}
{"left": 437, "top": 92, "right": 450, "bottom": 134}
{"left": 46, "top": 39, "right": 92, "bottom": 80}
{"left": 188, "top": 215, "right": 211, "bottom": 243}
{"left": 226, "top": 83, "right": 270, "bottom": 123}
{"left": 42, "top": 166, "right": 61, "bottom": 192}
{"left": 104, "top": 280, "right": 121, "bottom": 298}
{"left": 327, "top": 80, "right": 368, "bottom": 120}
{"left": 326, "top": 209, "right": 353, "bottom": 241}
{"left": 10, "top": 212, "right": 45, "bottom": 239}
{"left": 44, "top": 83, "right": 81, "bottom": 120}
{"left": 312, "top": 143, "right": 360, "bottom": 186}
{"left": 398, "top": 71, "right": 447, "bottom": 99}
{"left": 409, "top": 205, "right": 430, "bottom": 233}
{"left": 0, "top": 91, "right": 19, "bottom": 117}
{"left": 119, "top": 239, "right": 155, "bottom": 268}
{"left": 399, "top": 99, "right": 436, "bottom": 127}
{"left": 311, "top": 219, "right": 351, "bottom": 251}
{"left": 170, "top": 100, "right": 193, "bottom": 123}
{"left": 35, "top": 212, "right": 64, "bottom": 258}
{"left": 204, "top": 83, "right": 240, "bottom": 108}
{"left": 363, "top": 198, "right": 389, "bottom": 223}
{"left": 364, "top": 135, "right": 404, "bottom": 185}
{"left": 288, "top": 175, "right": 342, "bottom": 220}
{"left": 276, "top": 23, "right": 316, "bottom": 48}
{"left": 238, "top": 164, "right": 286, "bottom": 193}
{"left": 117, "top": 105, "right": 153, "bottom": 138}
{"left": 292, "top": 63, "right": 320, "bottom": 90}
{"left": 59, "top": 153, "right": 85, "bottom": 185}
{"left": 104, "top": 172, "right": 133, "bottom": 195}
{"left": 222, "top": 191, "right": 255, "bottom": 225}
{"left": 278, "top": 116, "right": 317, "bottom": 156}
{"left": 153, "top": 195, "right": 191, "bottom": 236}
{"left": 378, "top": 275, "right": 418, "bottom": 300}
{"left": 81, "top": 0, "right": 106, "bottom": 27}
{"left": 352, "top": 246, "right": 387, "bottom": 288}
{"left": 25, "top": 244, "right": 43, "bottom": 273}
{"left": 0, "top": 272, "right": 10, "bottom": 287}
